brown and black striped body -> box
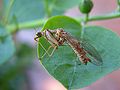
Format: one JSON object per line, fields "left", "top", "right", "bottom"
{"left": 57, "top": 30, "right": 91, "bottom": 65}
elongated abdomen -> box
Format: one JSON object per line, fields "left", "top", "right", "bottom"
{"left": 64, "top": 34, "right": 91, "bottom": 65}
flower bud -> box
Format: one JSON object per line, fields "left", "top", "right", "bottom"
{"left": 79, "top": 0, "right": 93, "bottom": 14}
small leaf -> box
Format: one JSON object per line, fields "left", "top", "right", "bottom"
{"left": 0, "top": 25, "right": 15, "bottom": 65}
{"left": 37, "top": 16, "right": 120, "bottom": 89}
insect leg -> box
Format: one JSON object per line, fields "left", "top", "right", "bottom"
{"left": 41, "top": 45, "right": 53, "bottom": 58}
{"left": 37, "top": 40, "right": 51, "bottom": 56}
{"left": 37, "top": 38, "right": 58, "bottom": 58}
{"left": 49, "top": 45, "right": 58, "bottom": 57}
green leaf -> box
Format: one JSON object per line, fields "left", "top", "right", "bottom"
{"left": 37, "top": 16, "right": 120, "bottom": 89}
{"left": 3, "top": 0, "right": 81, "bottom": 24}
{"left": 44, "top": 0, "right": 81, "bottom": 16}
{"left": 0, "top": 43, "right": 35, "bottom": 90}
{"left": 55, "top": 26, "right": 120, "bottom": 89}
{"left": 0, "top": 25, "right": 15, "bottom": 65}
{"left": 38, "top": 15, "right": 81, "bottom": 59}
{"left": 38, "top": 15, "right": 82, "bottom": 88}
{"left": 4, "top": 0, "right": 79, "bottom": 23}
{"left": 3, "top": 0, "right": 45, "bottom": 23}
{"left": 49, "top": 0, "right": 81, "bottom": 11}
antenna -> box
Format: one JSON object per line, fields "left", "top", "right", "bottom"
{"left": 33, "top": 27, "right": 38, "bottom": 34}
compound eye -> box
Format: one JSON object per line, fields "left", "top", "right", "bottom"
{"left": 36, "top": 32, "right": 42, "bottom": 37}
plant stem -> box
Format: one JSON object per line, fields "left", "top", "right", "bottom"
{"left": 84, "top": 14, "right": 89, "bottom": 24}
{"left": 76, "top": 12, "right": 120, "bottom": 22}
{"left": 44, "top": 0, "right": 51, "bottom": 17}
{"left": 117, "top": 0, "right": 120, "bottom": 12}
{"left": 88, "top": 12, "right": 120, "bottom": 21}
{"left": 117, "top": 6, "right": 120, "bottom": 12}
{"left": 6, "top": 19, "right": 45, "bottom": 33}
{"left": 3, "top": 0, "right": 14, "bottom": 24}
{"left": 81, "top": 14, "right": 89, "bottom": 39}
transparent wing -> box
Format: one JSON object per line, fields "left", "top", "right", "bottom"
{"left": 80, "top": 39, "right": 103, "bottom": 66}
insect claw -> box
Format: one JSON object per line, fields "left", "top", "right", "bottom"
{"left": 34, "top": 37, "right": 38, "bottom": 41}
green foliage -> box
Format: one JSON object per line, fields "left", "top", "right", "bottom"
{"left": 0, "top": 25, "right": 15, "bottom": 65}
{"left": 3, "top": 0, "right": 81, "bottom": 23}
{"left": 0, "top": 43, "right": 35, "bottom": 90}
{"left": 118, "top": 0, "right": 120, "bottom": 5}
{"left": 1, "top": 0, "right": 82, "bottom": 67}
{"left": 3, "top": 0, "right": 45, "bottom": 23}
{"left": 51, "top": 0, "right": 81, "bottom": 11}
{"left": 38, "top": 16, "right": 120, "bottom": 89}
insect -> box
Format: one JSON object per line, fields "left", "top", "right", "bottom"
{"left": 34, "top": 29, "right": 65, "bottom": 59}
{"left": 35, "top": 28, "right": 103, "bottom": 66}
{"left": 55, "top": 29, "right": 103, "bottom": 66}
